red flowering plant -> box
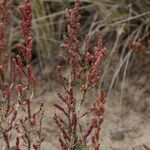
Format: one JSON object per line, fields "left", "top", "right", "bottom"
{"left": 0, "top": 0, "right": 16, "bottom": 149}
{"left": 54, "top": 0, "right": 107, "bottom": 149}
{"left": 0, "top": 0, "right": 44, "bottom": 149}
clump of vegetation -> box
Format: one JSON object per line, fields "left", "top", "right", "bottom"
{"left": 0, "top": 0, "right": 107, "bottom": 149}
{"left": 54, "top": 0, "right": 107, "bottom": 149}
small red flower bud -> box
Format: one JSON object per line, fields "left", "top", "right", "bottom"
{"left": 16, "top": 84, "right": 23, "bottom": 94}
{"left": 15, "top": 137, "right": 20, "bottom": 150}
{"left": 2, "top": 82, "right": 11, "bottom": 99}
{"left": 16, "top": 55, "right": 23, "bottom": 70}
{"left": 33, "top": 144, "right": 38, "bottom": 150}
{"left": 16, "top": 127, "right": 20, "bottom": 133}
{"left": 56, "top": 65, "right": 64, "bottom": 84}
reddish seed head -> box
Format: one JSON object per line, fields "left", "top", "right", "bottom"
{"left": 131, "top": 41, "right": 144, "bottom": 53}
{"left": 86, "top": 29, "right": 107, "bottom": 85}
{"left": 18, "top": 44, "right": 32, "bottom": 62}
{"left": 15, "top": 137, "right": 20, "bottom": 150}
{"left": 16, "top": 84, "right": 23, "bottom": 94}
{"left": 24, "top": 133, "right": 28, "bottom": 139}
{"left": 84, "top": 124, "right": 93, "bottom": 139}
{"left": 16, "top": 55, "right": 23, "bottom": 70}
{"left": 25, "top": 98, "right": 31, "bottom": 105}
{"left": 11, "top": 58, "right": 17, "bottom": 81}
{"left": 26, "top": 65, "right": 36, "bottom": 87}
{"left": 15, "top": 65, "right": 22, "bottom": 79}
{"left": 11, "top": 109, "right": 17, "bottom": 124}
{"left": 56, "top": 65, "right": 64, "bottom": 84}
{"left": 0, "top": 23, "right": 6, "bottom": 50}
{"left": 2, "top": 132, "right": 8, "bottom": 143}
{"left": 31, "top": 114, "right": 36, "bottom": 125}
{"left": 33, "top": 144, "right": 38, "bottom": 150}
{"left": 26, "top": 36, "right": 33, "bottom": 49}
{"left": 16, "top": 127, "right": 20, "bottom": 133}
{"left": 2, "top": 82, "right": 10, "bottom": 99}
{"left": 58, "top": 138, "right": 66, "bottom": 150}
{"left": 19, "top": 0, "right": 32, "bottom": 39}
{"left": 72, "top": 112, "right": 77, "bottom": 131}
{"left": 0, "top": 0, "right": 13, "bottom": 50}
{"left": 92, "top": 118, "right": 98, "bottom": 128}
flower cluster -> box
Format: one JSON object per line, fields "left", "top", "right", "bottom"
{"left": 0, "top": 22, "right": 5, "bottom": 51}
{"left": 60, "top": 0, "right": 81, "bottom": 77}
{"left": 0, "top": 1, "right": 16, "bottom": 149}
{"left": 54, "top": 0, "right": 107, "bottom": 149}
{"left": 11, "top": 0, "right": 44, "bottom": 149}
{"left": 0, "top": 0, "right": 13, "bottom": 51}
{"left": 19, "top": 0, "right": 32, "bottom": 40}
{"left": 130, "top": 40, "right": 150, "bottom": 56}
{"left": 0, "top": 0, "right": 44, "bottom": 149}
{"left": 90, "top": 91, "right": 105, "bottom": 150}
{"left": 86, "top": 30, "right": 107, "bottom": 85}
